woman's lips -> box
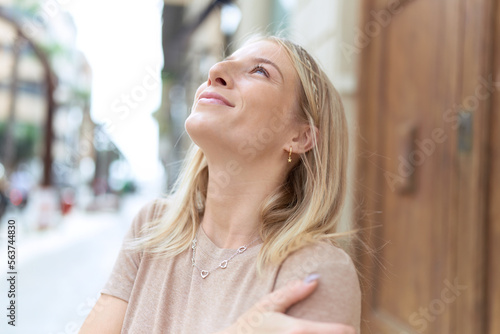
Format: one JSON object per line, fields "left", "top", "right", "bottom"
{"left": 198, "top": 91, "right": 234, "bottom": 107}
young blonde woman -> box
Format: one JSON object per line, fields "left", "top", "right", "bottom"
{"left": 80, "top": 36, "right": 361, "bottom": 334}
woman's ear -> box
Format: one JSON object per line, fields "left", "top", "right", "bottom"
{"left": 288, "top": 124, "right": 319, "bottom": 154}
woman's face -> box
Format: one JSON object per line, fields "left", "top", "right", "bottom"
{"left": 185, "top": 40, "right": 300, "bottom": 163}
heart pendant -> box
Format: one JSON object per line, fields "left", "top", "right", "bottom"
{"left": 220, "top": 260, "right": 228, "bottom": 269}
{"left": 200, "top": 270, "right": 209, "bottom": 279}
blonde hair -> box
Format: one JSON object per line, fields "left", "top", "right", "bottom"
{"left": 131, "top": 36, "right": 352, "bottom": 274}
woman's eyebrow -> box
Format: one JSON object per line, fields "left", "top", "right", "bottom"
{"left": 224, "top": 56, "right": 284, "bottom": 81}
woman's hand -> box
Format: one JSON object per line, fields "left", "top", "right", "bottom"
{"left": 218, "top": 275, "right": 356, "bottom": 334}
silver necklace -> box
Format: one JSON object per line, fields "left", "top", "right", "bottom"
{"left": 191, "top": 228, "right": 260, "bottom": 279}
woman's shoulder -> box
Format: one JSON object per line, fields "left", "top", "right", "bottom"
{"left": 138, "top": 197, "right": 170, "bottom": 219}
{"left": 276, "top": 240, "right": 360, "bottom": 289}
{"left": 274, "top": 240, "right": 361, "bottom": 328}
{"left": 130, "top": 197, "right": 171, "bottom": 232}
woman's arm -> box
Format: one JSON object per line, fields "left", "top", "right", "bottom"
{"left": 79, "top": 294, "right": 128, "bottom": 334}
{"left": 79, "top": 200, "right": 163, "bottom": 333}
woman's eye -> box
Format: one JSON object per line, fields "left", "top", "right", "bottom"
{"left": 252, "top": 65, "right": 269, "bottom": 77}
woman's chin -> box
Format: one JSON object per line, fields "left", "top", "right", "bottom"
{"left": 185, "top": 113, "right": 210, "bottom": 138}
{"left": 185, "top": 118, "right": 218, "bottom": 148}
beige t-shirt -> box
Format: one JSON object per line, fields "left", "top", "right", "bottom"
{"left": 101, "top": 200, "right": 361, "bottom": 333}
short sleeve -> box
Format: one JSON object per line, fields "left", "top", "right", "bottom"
{"left": 274, "top": 242, "right": 361, "bottom": 333}
{"left": 100, "top": 200, "right": 161, "bottom": 302}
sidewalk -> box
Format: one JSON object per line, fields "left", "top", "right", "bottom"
{"left": 0, "top": 193, "right": 155, "bottom": 334}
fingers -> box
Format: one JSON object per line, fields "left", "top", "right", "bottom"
{"left": 237, "top": 312, "right": 356, "bottom": 334}
{"left": 255, "top": 273, "right": 320, "bottom": 313}
{"left": 226, "top": 273, "right": 357, "bottom": 334}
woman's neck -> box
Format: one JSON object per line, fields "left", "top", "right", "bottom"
{"left": 200, "top": 163, "right": 284, "bottom": 249}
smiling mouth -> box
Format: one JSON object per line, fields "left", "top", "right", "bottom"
{"left": 197, "top": 92, "right": 234, "bottom": 107}
{"left": 198, "top": 98, "right": 230, "bottom": 106}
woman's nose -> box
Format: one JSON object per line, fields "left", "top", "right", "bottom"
{"left": 207, "top": 61, "right": 232, "bottom": 88}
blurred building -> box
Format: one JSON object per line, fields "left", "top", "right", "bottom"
{"left": 0, "top": 0, "right": 117, "bottom": 226}
{"left": 155, "top": 0, "right": 226, "bottom": 187}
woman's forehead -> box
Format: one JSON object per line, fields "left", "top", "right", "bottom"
{"left": 227, "top": 40, "right": 291, "bottom": 66}
{"left": 229, "top": 40, "right": 297, "bottom": 79}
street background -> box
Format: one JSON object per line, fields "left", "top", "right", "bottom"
{"left": 0, "top": 188, "right": 159, "bottom": 333}
{"left": 0, "top": 0, "right": 498, "bottom": 333}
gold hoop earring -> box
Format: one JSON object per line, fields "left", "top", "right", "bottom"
{"left": 288, "top": 146, "right": 292, "bottom": 163}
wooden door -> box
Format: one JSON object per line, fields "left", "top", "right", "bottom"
{"left": 486, "top": 2, "right": 500, "bottom": 333}
{"left": 355, "top": 0, "right": 498, "bottom": 333}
